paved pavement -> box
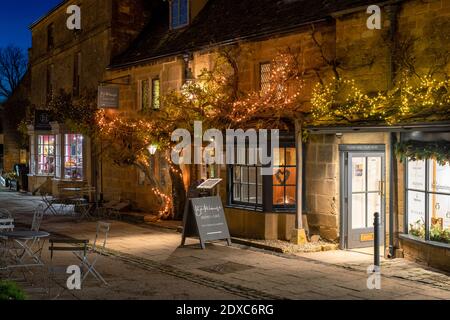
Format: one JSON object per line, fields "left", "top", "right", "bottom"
{"left": 1, "top": 189, "right": 449, "bottom": 300}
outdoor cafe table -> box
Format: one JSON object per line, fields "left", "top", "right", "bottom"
{"left": 1, "top": 230, "right": 50, "bottom": 269}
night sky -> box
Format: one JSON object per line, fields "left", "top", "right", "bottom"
{"left": 0, "top": 0, "right": 63, "bottom": 50}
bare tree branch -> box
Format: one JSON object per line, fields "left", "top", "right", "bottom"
{"left": 0, "top": 45, "right": 27, "bottom": 99}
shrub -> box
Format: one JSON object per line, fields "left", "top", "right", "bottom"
{"left": 0, "top": 281, "right": 26, "bottom": 300}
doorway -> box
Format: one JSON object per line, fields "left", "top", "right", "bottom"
{"left": 340, "top": 145, "right": 385, "bottom": 249}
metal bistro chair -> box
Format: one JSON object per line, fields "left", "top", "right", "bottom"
{"left": 75, "top": 221, "right": 111, "bottom": 286}
{"left": 49, "top": 221, "right": 111, "bottom": 285}
{"left": 41, "top": 193, "right": 59, "bottom": 216}
{"left": 9, "top": 204, "right": 46, "bottom": 267}
{"left": 0, "top": 214, "right": 15, "bottom": 269}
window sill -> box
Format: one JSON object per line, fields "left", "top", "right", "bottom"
{"left": 399, "top": 233, "right": 450, "bottom": 250}
{"left": 225, "top": 204, "right": 263, "bottom": 212}
{"left": 28, "top": 174, "right": 55, "bottom": 178}
{"left": 52, "top": 178, "right": 85, "bottom": 182}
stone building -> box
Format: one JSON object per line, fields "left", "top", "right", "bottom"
{"left": 0, "top": 71, "right": 30, "bottom": 176}
{"left": 26, "top": 0, "right": 153, "bottom": 196}
{"left": 101, "top": 0, "right": 450, "bottom": 271}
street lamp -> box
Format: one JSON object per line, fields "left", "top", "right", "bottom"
{"left": 147, "top": 144, "right": 158, "bottom": 156}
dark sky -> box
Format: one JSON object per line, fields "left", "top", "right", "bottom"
{"left": 0, "top": 0, "right": 63, "bottom": 50}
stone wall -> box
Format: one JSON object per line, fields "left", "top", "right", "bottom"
{"left": 305, "top": 134, "right": 339, "bottom": 241}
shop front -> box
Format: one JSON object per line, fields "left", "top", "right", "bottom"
{"left": 307, "top": 124, "right": 450, "bottom": 271}
{"left": 27, "top": 117, "right": 90, "bottom": 196}
{"left": 219, "top": 132, "right": 298, "bottom": 240}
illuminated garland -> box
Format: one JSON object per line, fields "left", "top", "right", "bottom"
{"left": 311, "top": 75, "right": 450, "bottom": 126}
{"left": 395, "top": 140, "right": 450, "bottom": 165}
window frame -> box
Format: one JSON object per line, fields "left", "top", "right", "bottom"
{"left": 170, "top": 0, "right": 190, "bottom": 29}
{"left": 73, "top": 52, "right": 81, "bottom": 97}
{"left": 151, "top": 78, "right": 161, "bottom": 110}
{"left": 259, "top": 62, "right": 271, "bottom": 93}
{"left": 63, "top": 134, "right": 84, "bottom": 180}
{"left": 227, "top": 135, "right": 297, "bottom": 213}
{"left": 272, "top": 146, "right": 297, "bottom": 211}
{"left": 47, "top": 23, "right": 54, "bottom": 51}
{"left": 405, "top": 158, "right": 450, "bottom": 246}
{"left": 37, "top": 134, "right": 56, "bottom": 176}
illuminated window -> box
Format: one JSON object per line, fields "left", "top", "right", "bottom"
{"left": 37, "top": 135, "right": 55, "bottom": 175}
{"left": 64, "top": 134, "right": 83, "bottom": 180}
{"left": 171, "top": 0, "right": 189, "bottom": 29}
{"left": 152, "top": 78, "right": 161, "bottom": 110}
{"left": 272, "top": 147, "right": 296, "bottom": 208}
{"left": 406, "top": 159, "right": 450, "bottom": 244}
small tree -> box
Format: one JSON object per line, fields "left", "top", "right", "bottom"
{"left": 0, "top": 46, "right": 27, "bottom": 99}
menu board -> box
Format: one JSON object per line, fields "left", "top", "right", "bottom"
{"left": 181, "top": 196, "right": 231, "bottom": 249}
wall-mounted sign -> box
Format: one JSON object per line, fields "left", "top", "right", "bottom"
{"left": 98, "top": 86, "right": 119, "bottom": 108}
{"left": 34, "top": 110, "right": 52, "bottom": 130}
{"left": 181, "top": 196, "right": 231, "bottom": 249}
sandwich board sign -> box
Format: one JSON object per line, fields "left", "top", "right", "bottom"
{"left": 181, "top": 195, "right": 231, "bottom": 249}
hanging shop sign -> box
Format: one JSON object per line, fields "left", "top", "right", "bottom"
{"left": 97, "top": 86, "right": 119, "bottom": 108}
{"left": 34, "top": 110, "right": 53, "bottom": 130}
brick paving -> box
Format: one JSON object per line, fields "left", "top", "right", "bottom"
{"left": 1, "top": 189, "right": 449, "bottom": 300}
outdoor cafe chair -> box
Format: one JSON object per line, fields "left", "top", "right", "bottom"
{"left": 5, "top": 204, "right": 47, "bottom": 263}
{"left": 75, "top": 221, "right": 110, "bottom": 286}
{"left": 49, "top": 221, "right": 110, "bottom": 289}
{"left": 41, "top": 192, "right": 59, "bottom": 216}
{"left": 0, "top": 215, "right": 15, "bottom": 269}
{"left": 1, "top": 205, "right": 49, "bottom": 278}
{"left": 48, "top": 238, "right": 89, "bottom": 299}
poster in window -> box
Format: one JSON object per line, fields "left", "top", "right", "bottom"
{"left": 429, "top": 193, "right": 450, "bottom": 230}
{"left": 408, "top": 190, "right": 425, "bottom": 237}
{"left": 429, "top": 160, "right": 450, "bottom": 194}
{"left": 408, "top": 160, "right": 425, "bottom": 190}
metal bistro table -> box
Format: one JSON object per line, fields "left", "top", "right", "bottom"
{"left": 1, "top": 230, "right": 50, "bottom": 269}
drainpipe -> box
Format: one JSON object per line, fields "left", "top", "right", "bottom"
{"left": 386, "top": 3, "right": 400, "bottom": 258}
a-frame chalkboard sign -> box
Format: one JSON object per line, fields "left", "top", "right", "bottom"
{"left": 181, "top": 181, "right": 231, "bottom": 249}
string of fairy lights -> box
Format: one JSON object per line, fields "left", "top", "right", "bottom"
{"left": 311, "top": 73, "right": 450, "bottom": 125}
{"left": 91, "top": 51, "right": 449, "bottom": 218}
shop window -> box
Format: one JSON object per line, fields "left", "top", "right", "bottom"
{"left": 230, "top": 147, "right": 263, "bottom": 207}
{"left": 171, "top": 0, "right": 189, "bottom": 29}
{"left": 272, "top": 147, "right": 296, "bottom": 209}
{"left": 406, "top": 159, "right": 450, "bottom": 244}
{"left": 37, "top": 135, "right": 55, "bottom": 175}
{"left": 64, "top": 134, "right": 83, "bottom": 180}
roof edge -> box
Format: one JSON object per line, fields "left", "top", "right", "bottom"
{"left": 29, "top": 0, "right": 68, "bottom": 29}
{"left": 107, "top": 17, "right": 330, "bottom": 70}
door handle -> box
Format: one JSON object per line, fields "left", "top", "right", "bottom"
{"left": 378, "top": 180, "right": 385, "bottom": 196}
